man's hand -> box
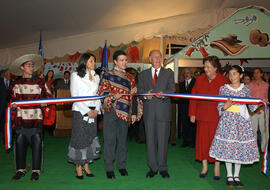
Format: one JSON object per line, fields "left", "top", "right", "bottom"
{"left": 146, "top": 89, "right": 153, "bottom": 100}
{"left": 155, "top": 91, "right": 164, "bottom": 98}
{"left": 113, "top": 93, "right": 122, "bottom": 100}
{"left": 88, "top": 110, "right": 98, "bottom": 118}
{"left": 41, "top": 104, "right": 47, "bottom": 107}
{"left": 11, "top": 104, "right": 17, "bottom": 108}
{"left": 131, "top": 115, "right": 137, "bottom": 124}
{"left": 190, "top": 115, "right": 196, "bottom": 123}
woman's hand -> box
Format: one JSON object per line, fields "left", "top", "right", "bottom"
{"left": 131, "top": 115, "right": 137, "bottom": 124}
{"left": 223, "top": 98, "right": 233, "bottom": 110}
{"left": 262, "top": 98, "right": 269, "bottom": 104}
{"left": 190, "top": 115, "right": 196, "bottom": 123}
{"left": 88, "top": 110, "right": 98, "bottom": 118}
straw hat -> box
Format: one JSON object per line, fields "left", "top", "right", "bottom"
{"left": 9, "top": 54, "right": 43, "bottom": 76}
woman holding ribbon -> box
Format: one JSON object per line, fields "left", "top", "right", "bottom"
{"left": 209, "top": 65, "right": 259, "bottom": 187}
{"left": 67, "top": 53, "right": 101, "bottom": 179}
{"left": 189, "top": 56, "right": 229, "bottom": 180}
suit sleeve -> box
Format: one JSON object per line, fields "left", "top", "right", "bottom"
{"left": 163, "top": 69, "right": 175, "bottom": 94}
{"left": 137, "top": 72, "right": 146, "bottom": 100}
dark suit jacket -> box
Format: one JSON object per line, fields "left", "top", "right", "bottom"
{"left": 178, "top": 78, "right": 196, "bottom": 115}
{"left": 138, "top": 67, "right": 175, "bottom": 122}
{"left": 55, "top": 78, "right": 70, "bottom": 90}
{"left": 0, "top": 78, "right": 11, "bottom": 126}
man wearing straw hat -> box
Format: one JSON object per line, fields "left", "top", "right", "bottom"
{"left": 8, "top": 54, "right": 51, "bottom": 181}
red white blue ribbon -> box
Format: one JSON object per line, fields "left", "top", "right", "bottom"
{"left": 4, "top": 95, "right": 108, "bottom": 150}
{"left": 4, "top": 93, "right": 268, "bottom": 175}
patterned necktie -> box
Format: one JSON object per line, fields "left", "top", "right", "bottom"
{"left": 153, "top": 69, "right": 158, "bottom": 86}
{"left": 5, "top": 80, "right": 9, "bottom": 88}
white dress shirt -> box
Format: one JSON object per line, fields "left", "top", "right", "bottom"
{"left": 70, "top": 70, "right": 101, "bottom": 123}
{"left": 151, "top": 67, "right": 161, "bottom": 78}
{"left": 4, "top": 77, "right": 10, "bottom": 88}
{"left": 185, "top": 78, "right": 192, "bottom": 88}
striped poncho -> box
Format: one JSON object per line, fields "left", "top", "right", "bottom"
{"left": 97, "top": 69, "right": 137, "bottom": 122}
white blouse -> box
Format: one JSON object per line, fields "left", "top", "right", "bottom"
{"left": 70, "top": 70, "right": 101, "bottom": 123}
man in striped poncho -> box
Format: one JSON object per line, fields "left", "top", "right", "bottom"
{"left": 97, "top": 50, "right": 138, "bottom": 179}
{"left": 8, "top": 54, "right": 51, "bottom": 181}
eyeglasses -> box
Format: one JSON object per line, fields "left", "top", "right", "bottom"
{"left": 24, "top": 64, "right": 35, "bottom": 67}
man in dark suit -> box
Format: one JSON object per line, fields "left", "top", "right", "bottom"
{"left": 178, "top": 68, "right": 196, "bottom": 148}
{"left": 138, "top": 50, "right": 175, "bottom": 178}
{"left": 0, "top": 69, "right": 11, "bottom": 143}
{"left": 55, "top": 71, "right": 70, "bottom": 90}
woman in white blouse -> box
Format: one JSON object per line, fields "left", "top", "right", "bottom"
{"left": 67, "top": 53, "right": 101, "bottom": 179}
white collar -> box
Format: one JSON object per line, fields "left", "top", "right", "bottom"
{"left": 226, "top": 83, "right": 244, "bottom": 91}
{"left": 114, "top": 67, "right": 126, "bottom": 73}
{"left": 151, "top": 67, "right": 161, "bottom": 72}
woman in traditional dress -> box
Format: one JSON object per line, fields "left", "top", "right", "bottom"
{"left": 209, "top": 65, "right": 259, "bottom": 187}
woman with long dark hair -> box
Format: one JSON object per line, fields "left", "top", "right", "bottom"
{"left": 44, "top": 70, "right": 54, "bottom": 91}
{"left": 67, "top": 53, "right": 101, "bottom": 179}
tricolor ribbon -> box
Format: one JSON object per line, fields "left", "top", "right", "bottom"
{"left": 4, "top": 93, "right": 269, "bottom": 175}
{"left": 4, "top": 95, "right": 108, "bottom": 150}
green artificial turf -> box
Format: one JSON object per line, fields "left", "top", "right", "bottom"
{"left": 0, "top": 132, "right": 269, "bottom": 190}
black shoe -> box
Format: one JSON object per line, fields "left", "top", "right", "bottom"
{"left": 119, "top": 169, "right": 128, "bottom": 176}
{"left": 234, "top": 177, "right": 244, "bottom": 187}
{"left": 76, "top": 175, "right": 84, "bottom": 179}
{"left": 146, "top": 170, "right": 158, "bottom": 178}
{"left": 106, "top": 171, "right": 115, "bottom": 179}
{"left": 75, "top": 169, "right": 84, "bottom": 179}
{"left": 160, "top": 171, "right": 170, "bottom": 178}
{"left": 83, "top": 168, "right": 95, "bottom": 177}
{"left": 12, "top": 171, "right": 26, "bottom": 180}
{"left": 85, "top": 173, "right": 95, "bottom": 177}
{"left": 213, "top": 175, "right": 220, "bottom": 180}
{"left": 30, "top": 172, "right": 40, "bottom": 181}
{"left": 226, "top": 177, "right": 235, "bottom": 188}
{"left": 199, "top": 171, "right": 208, "bottom": 178}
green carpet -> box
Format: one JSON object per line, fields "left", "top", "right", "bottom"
{"left": 0, "top": 132, "right": 269, "bottom": 190}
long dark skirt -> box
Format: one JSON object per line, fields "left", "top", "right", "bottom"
{"left": 67, "top": 111, "right": 101, "bottom": 165}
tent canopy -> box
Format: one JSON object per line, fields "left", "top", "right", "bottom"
{"left": 1, "top": 0, "right": 270, "bottom": 67}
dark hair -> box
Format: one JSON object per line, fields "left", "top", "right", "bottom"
{"left": 253, "top": 67, "right": 263, "bottom": 73}
{"left": 243, "top": 74, "right": 251, "bottom": 80}
{"left": 229, "top": 65, "right": 244, "bottom": 75}
{"left": 95, "top": 67, "right": 102, "bottom": 76}
{"left": 77, "top": 53, "right": 96, "bottom": 78}
{"left": 45, "top": 70, "right": 54, "bottom": 81}
{"left": 202, "top": 56, "right": 221, "bottom": 73}
{"left": 113, "top": 50, "right": 127, "bottom": 61}
{"left": 64, "top": 71, "right": 70, "bottom": 75}
{"left": 21, "top": 61, "right": 31, "bottom": 67}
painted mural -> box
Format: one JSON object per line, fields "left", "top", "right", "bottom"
{"left": 172, "top": 6, "right": 270, "bottom": 60}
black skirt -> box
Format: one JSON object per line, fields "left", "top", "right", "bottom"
{"left": 67, "top": 111, "right": 101, "bottom": 165}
